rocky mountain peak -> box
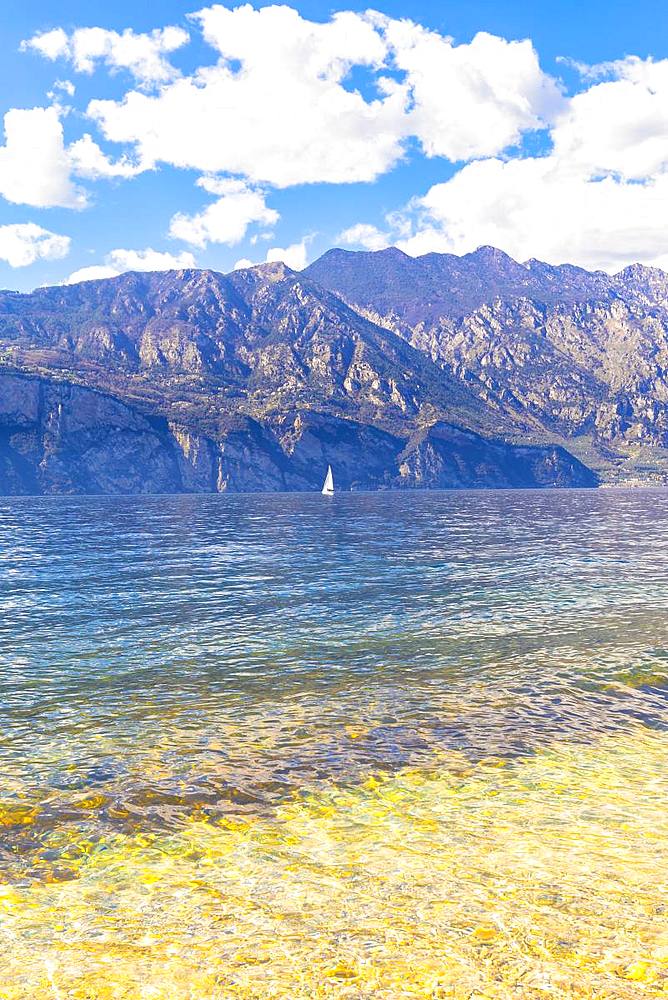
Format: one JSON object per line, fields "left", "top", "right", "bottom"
{"left": 4, "top": 243, "right": 668, "bottom": 493}
{"left": 466, "top": 245, "right": 518, "bottom": 265}
{"left": 246, "top": 261, "right": 296, "bottom": 282}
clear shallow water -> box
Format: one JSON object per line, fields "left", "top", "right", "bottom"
{"left": 2, "top": 489, "right": 668, "bottom": 998}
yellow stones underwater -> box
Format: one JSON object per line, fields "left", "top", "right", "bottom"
{"left": 2, "top": 727, "right": 668, "bottom": 998}
{"left": 0, "top": 803, "right": 39, "bottom": 827}
{"left": 471, "top": 925, "right": 499, "bottom": 943}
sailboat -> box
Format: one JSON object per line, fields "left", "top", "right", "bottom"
{"left": 321, "top": 465, "right": 334, "bottom": 496}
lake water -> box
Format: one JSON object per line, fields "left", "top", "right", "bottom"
{"left": 2, "top": 489, "right": 668, "bottom": 998}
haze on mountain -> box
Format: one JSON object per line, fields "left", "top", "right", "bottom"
{"left": 2, "top": 243, "right": 667, "bottom": 495}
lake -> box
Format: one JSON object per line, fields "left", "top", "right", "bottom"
{"left": 2, "top": 489, "right": 668, "bottom": 998}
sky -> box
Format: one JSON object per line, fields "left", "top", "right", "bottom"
{"left": 1, "top": 0, "right": 668, "bottom": 291}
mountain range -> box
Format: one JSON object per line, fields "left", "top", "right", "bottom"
{"left": 2, "top": 244, "right": 668, "bottom": 494}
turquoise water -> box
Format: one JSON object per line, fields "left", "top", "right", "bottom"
{"left": 2, "top": 488, "right": 668, "bottom": 998}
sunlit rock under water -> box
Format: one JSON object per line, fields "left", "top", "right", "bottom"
{"left": 2, "top": 489, "right": 668, "bottom": 997}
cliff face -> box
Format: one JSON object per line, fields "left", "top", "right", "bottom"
{"left": 0, "top": 371, "right": 596, "bottom": 495}
{"left": 0, "top": 264, "right": 484, "bottom": 432}
{"left": 0, "top": 256, "right": 608, "bottom": 495}
{"left": 304, "top": 248, "right": 668, "bottom": 481}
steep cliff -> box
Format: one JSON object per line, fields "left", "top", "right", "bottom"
{"left": 305, "top": 247, "right": 668, "bottom": 481}
{"left": 0, "top": 371, "right": 595, "bottom": 495}
{"left": 0, "top": 256, "right": 607, "bottom": 495}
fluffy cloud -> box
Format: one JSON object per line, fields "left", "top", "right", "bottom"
{"left": 169, "top": 177, "right": 278, "bottom": 247}
{"left": 345, "top": 53, "right": 668, "bottom": 272}
{"left": 82, "top": 6, "right": 559, "bottom": 188}
{"left": 16, "top": 5, "right": 561, "bottom": 232}
{"left": 23, "top": 25, "right": 188, "bottom": 85}
{"left": 23, "top": 28, "right": 69, "bottom": 61}
{"left": 387, "top": 156, "right": 668, "bottom": 272}
{"left": 378, "top": 17, "right": 562, "bottom": 160}
{"left": 18, "top": 7, "right": 668, "bottom": 274}
{"left": 0, "top": 107, "right": 86, "bottom": 208}
{"left": 0, "top": 223, "right": 71, "bottom": 267}
{"left": 551, "top": 57, "right": 668, "bottom": 181}
{"left": 68, "top": 133, "right": 145, "bottom": 179}
{"left": 47, "top": 79, "right": 76, "bottom": 100}
{"left": 265, "top": 238, "right": 310, "bottom": 271}
{"left": 65, "top": 247, "right": 196, "bottom": 284}
{"left": 0, "top": 106, "right": 145, "bottom": 209}
{"left": 338, "top": 223, "right": 391, "bottom": 251}
{"left": 86, "top": 7, "right": 403, "bottom": 186}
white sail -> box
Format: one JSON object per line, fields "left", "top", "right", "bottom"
{"left": 321, "top": 465, "right": 334, "bottom": 495}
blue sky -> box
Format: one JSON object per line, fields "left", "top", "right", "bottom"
{"left": 1, "top": 0, "right": 668, "bottom": 290}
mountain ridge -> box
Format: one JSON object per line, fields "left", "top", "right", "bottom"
{"left": 304, "top": 245, "right": 668, "bottom": 484}
{"left": 304, "top": 245, "right": 667, "bottom": 326}
{"left": 5, "top": 243, "right": 668, "bottom": 494}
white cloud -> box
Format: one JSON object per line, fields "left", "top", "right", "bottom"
{"left": 68, "top": 133, "right": 145, "bottom": 179}
{"left": 377, "top": 17, "right": 563, "bottom": 160}
{"left": 388, "top": 156, "right": 668, "bottom": 272}
{"left": 23, "top": 25, "right": 188, "bottom": 85}
{"left": 87, "top": 7, "right": 404, "bottom": 186}
{"left": 232, "top": 258, "right": 253, "bottom": 271}
{"left": 351, "top": 52, "right": 668, "bottom": 272}
{"left": 19, "top": 8, "right": 668, "bottom": 274}
{"left": 338, "top": 223, "right": 391, "bottom": 251}
{"left": 0, "top": 105, "right": 147, "bottom": 209}
{"left": 24, "top": 28, "right": 69, "bottom": 61}
{"left": 550, "top": 57, "right": 668, "bottom": 181}
{"left": 64, "top": 264, "right": 120, "bottom": 283}
{"left": 0, "top": 223, "right": 71, "bottom": 268}
{"left": 0, "top": 106, "right": 86, "bottom": 208}
{"left": 65, "top": 247, "right": 196, "bottom": 283}
{"left": 47, "top": 79, "right": 76, "bottom": 101}
{"left": 265, "top": 238, "right": 310, "bottom": 271}
{"left": 169, "top": 177, "right": 278, "bottom": 247}
{"left": 22, "top": 8, "right": 561, "bottom": 194}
